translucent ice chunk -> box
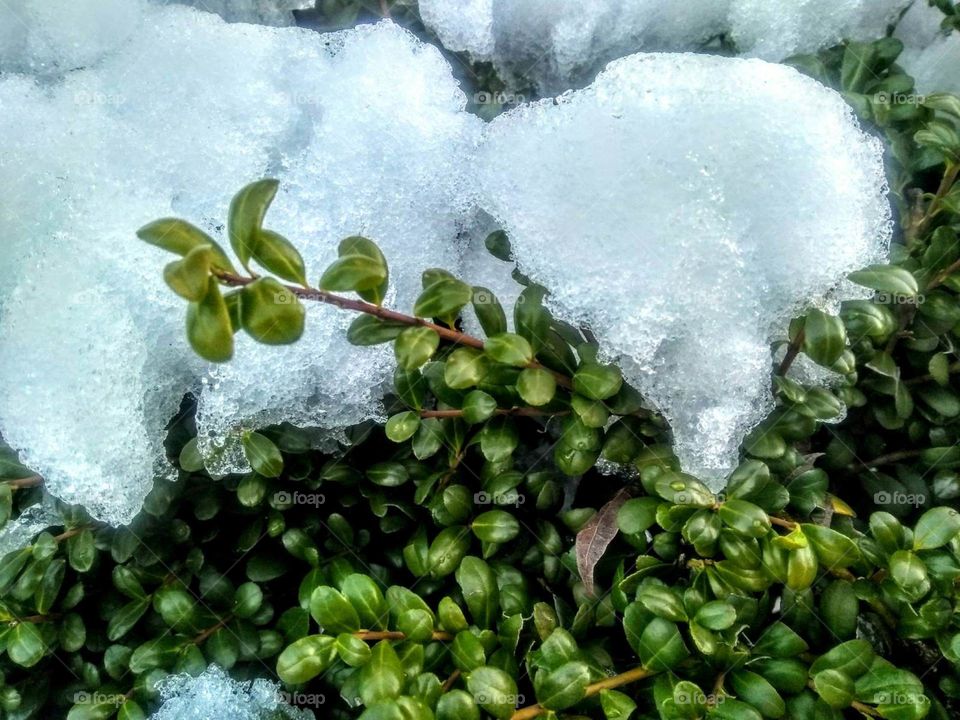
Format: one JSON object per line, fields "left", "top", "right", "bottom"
{"left": 419, "top": 0, "right": 912, "bottom": 94}
{"left": 155, "top": 0, "right": 314, "bottom": 26}
{"left": 0, "top": 11, "right": 481, "bottom": 519}
{"left": 151, "top": 665, "right": 315, "bottom": 720}
{"left": 477, "top": 53, "right": 891, "bottom": 486}
{"left": 0, "top": 0, "right": 144, "bottom": 77}
{"left": 896, "top": 0, "right": 960, "bottom": 95}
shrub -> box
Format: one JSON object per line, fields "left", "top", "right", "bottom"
{"left": 1, "top": 29, "right": 960, "bottom": 720}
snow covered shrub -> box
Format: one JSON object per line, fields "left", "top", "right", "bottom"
{"left": 2, "top": 4, "right": 960, "bottom": 720}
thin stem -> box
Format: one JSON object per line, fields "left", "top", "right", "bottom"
{"left": 53, "top": 526, "right": 92, "bottom": 543}
{"left": 854, "top": 448, "right": 925, "bottom": 470}
{"left": 777, "top": 328, "right": 805, "bottom": 376}
{"left": 915, "top": 162, "right": 959, "bottom": 241}
{"left": 769, "top": 515, "right": 799, "bottom": 530}
{"left": 193, "top": 615, "right": 233, "bottom": 644}
{"left": 510, "top": 666, "right": 657, "bottom": 720}
{"left": 215, "top": 272, "right": 572, "bottom": 390}
{"left": 354, "top": 630, "right": 453, "bottom": 642}
{"left": 442, "top": 669, "right": 461, "bottom": 692}
{"left": 420, "top": 407, "right": 568, "bottom": 419}
{"left": 4, "top": 475, "right": 43, "bottom": 489}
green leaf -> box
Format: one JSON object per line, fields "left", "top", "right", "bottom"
{"left": 847, "top": 265, "right": 919, "bottom": 297}
{"left": 427, "top": 526, "right": 471, "bottom": 578}
{"left": 695, "top": 601, "right": 737, "bottom": 631}
{"left": 359, "top": 641, "right": 405, "bottom": 705}
{"left": 186, "top": 277, "right": 234, "bottom": 362}
{"left": 250, "top": 229, "right": 308, "bottom": 286}
{"left": 239, "top": 277, "right": 305, "bottom": 345}
{"left": 915, "top": 121, "right": 960, "bottom": 159}
{"left": 7, "top": 622, "right": 45, "bottom": 667}
{"left": 730, "top": 670, "right": 785, "bottom": 718}
{"left": 136, "top": 218, "right": 235, "bottom": 272}
{"left": 437, "top": 690, "right": 481, "bottom": 720}
{"left": 573, "top": 363, "right": 623, "bottom": 401}
{"left": 718, "top": 500, "right": 771, "bottom": 538}
{"left": 242, "top": 432, "right": 283, "bottom": 478}
{"left": 34, "top": 558, "right": 65, "bottom": 614}
{"left": 395, "top": 327, "right": 440, "bottom": 370}
{"left": 484, "top": 333, "right": 534, "bottom": 367}
{"left": 367, "top": 461, "right": 409, "bottom": 487}
{"left": 163, "top": 245, "right": 213, "bottom": 301}
{"left": 66, "top": 528, "right": 96, "bottom": 573}
{"left": 445, "top": 348, "right": 489, "bottom": 389}
{"left": 889, "top": 550, "right": 931, "bottom": 601}
{"left": 462, "top": 390, "right": 498, "bottom": 424}
{"left": 480, "top": 416, "right": 519, "bottom": 463}
{"left": 179, "top": 437, "right": 205, "bottom": 472}
{"left": 484, "top": 231, "right": 512, "bottom": 261}
{"left": 336, "top": 632, "right": 373, "bottom": 667}
{"left": 912, "top": 506, "right": 960, "bottom": 550}
{"left": 517, "top": 368, "right": 557, "bottom": 406}
{"left": 803, "top": 309, "right": 846, "bottom": 366}
{"left": 801, "top": 524, "right": 860, "bottom": 568}
{"left": 347, "top": 315, "right": 407, "bottom": 345}
{"left": 276, "top": 634, "right": 336, "bottom": 684}
{"left": 321, "top": 253, "right": 389, "bottom": 295}
{"left": 385, "top": 411, "right": 420, "bottom": 443}
{"left": 635, "top": 617, "right": 689, "bottom": 671}
{"left": 341, "top": 574, "right": 387, "bottom": 629}
{"left": 813, "top": 669, "right": 854, "bottom": 709}
{"left": 472, "top": 510, "right": 520, "bottom": 543}
{"left": 467, "top": 666, "right": 518, "bottom": 719}
{"left": 536, "top": 661, "right": 590, "bottom": 711}
{"left": 228, "top": 179, "right": 279, "bottom": 272}
{"left": 600, "top": 689, "right": 636, "bottom": 720}
{"left": 472, "top": 286, "right": 507, "bottom": 336}
{"left": 107, "top": 599, "right": 150, "bottom": 641}
{"left": 338, "top": 237, "right": 389, "bottom": 304}
{"left": 310, "top": 586, "right": 361, "bottom": 633}
{"left": 415, "top": 272, "right": 473, "bottom": 322}
{"left": 456, "top": 556, "right": 499, "bottom": 628}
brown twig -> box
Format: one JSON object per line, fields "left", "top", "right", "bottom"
{"left": 510, "top": 666, "right": 657, "bottom": 720}
{"left": 854, "top": 448, "right": 925, "bottom": 470}
{"left": 215, "top": 272, "right": 572, "bottom": 390}
{"left": 420, "top": 407, "right": 568, "bottom": 419}
{"left": 353, "top": 630, "right": 453, "bottom": 642}
{"left": 914, "top": 162, "right": 959, "bottom": 242}
{"left": 442, "top": 669, "right": 461, "bottom": 692}
{"left": 4, "top": 475, "right": 43, "bottom": 489}
{"left": 193, "top": 615, "right": 233, "bottom": 644}
{"left": 777, "top": 328, "right": 805, "bottom": 377}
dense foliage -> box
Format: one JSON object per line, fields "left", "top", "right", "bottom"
{"left": 3, "top": 8, "right": 960, "bottom": 720}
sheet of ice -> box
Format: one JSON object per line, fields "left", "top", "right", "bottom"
{"left": 152, "top": 665, "right": 314, "bottom": 720}
{"left": 0, "top": 502, "right": 61, "bottom": 557}
{"left": 156, "top": 0, "right": 314, "bottom": 26}
{"left": 0, "top": 5, "right": 481, "bottom": 520}
{"left": 0, "top": 0, "right": 142, "bottom": 76}
{"left": 896, "top": 1, "right": 960, "bottom": 95}
{"left": 477, "top": 53, "right": 891, "bottom": 486}
{"left": 418, "top": 0, "right": 911, "bottom": 94}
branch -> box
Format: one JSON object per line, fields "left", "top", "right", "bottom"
{"left": 354, "top": 630, "right": 453, "bottom": 642}
{"left": 4, "top": 475, "right": 43, "bottom": 490}
{"left": 215, "top": 272, "right": 572, "bottom": 390}
{"left": 510, "top": 666, "right": 657, "bottom": 720}
{"left": 777, "top": 328, "right": 805, "bottom": 377}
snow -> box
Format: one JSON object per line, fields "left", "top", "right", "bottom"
{"left": 0, "top": 3, "right": 481, "bottom": 522}
{"left": 157, "top": 0, "right": 313, "bottom": 26}
{"left": 418, "top": 0, "right": 912, "bottom": 94}
{"left": 151, "top": 665, "right": 315, "bottom": 720}
{"left": 477, "top": 53, "right": 891, "bottom": 486}
{"left": 896, "top": 1, "right": 960, "bottom": 95}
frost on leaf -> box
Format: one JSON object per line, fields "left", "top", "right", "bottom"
{"left": 477, "top": 53, "right": 891, "bottom": 488}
